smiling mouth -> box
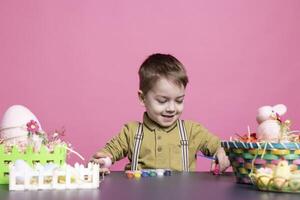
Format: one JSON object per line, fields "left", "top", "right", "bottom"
{"left": 162, "top": 114, "right": 175, "bottom": 118}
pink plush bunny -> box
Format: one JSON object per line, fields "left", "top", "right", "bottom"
{"left": 256, "top": 104, "right": 287, "bottom": 142}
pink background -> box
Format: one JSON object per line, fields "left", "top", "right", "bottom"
{"left": 0, "top": 1, "right": 299, "bottom": 171}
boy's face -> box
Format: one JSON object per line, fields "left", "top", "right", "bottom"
{"left": 139, "top": 77, "right": 185, "bottom": 127}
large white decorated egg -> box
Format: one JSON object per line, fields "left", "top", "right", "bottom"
{"left": 0, "top": 105, "right": 42, "bottom": 144}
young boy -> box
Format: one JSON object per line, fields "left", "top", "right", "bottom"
{"left": 92, "top": 53, "right": 230, "bottom": 173}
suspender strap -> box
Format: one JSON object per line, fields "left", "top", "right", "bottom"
{"left": 131, "top": 120, "right": 189, "bottom": 171}
{"left": 178, "top": 120, "right": 189, "bottom": 172}
{"left": 131, "top": 123, "right": 143, "bottom": 171}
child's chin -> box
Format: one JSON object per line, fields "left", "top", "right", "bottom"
{"left": 159, "top": 119, "right": 176, "bottom": 127}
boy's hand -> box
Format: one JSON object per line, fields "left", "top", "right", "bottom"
{"left": 211, "top": 147, "right": 230, "bottom": 174}
{"left": 91, "top": 152, "right": 113, "bottom": 175}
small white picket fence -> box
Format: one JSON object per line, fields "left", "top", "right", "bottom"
{"left": 9, "top": 162, "right": 100, "bottom": 191}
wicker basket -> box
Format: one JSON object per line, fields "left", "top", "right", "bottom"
{"left": 250, "top": 173, "right": 300, "bottom": 193}
{"left": 221, "top": 141, "right": 300, "bottom": 184}
{"left": 0, "top": 144, "right": 67, "bottom": 184}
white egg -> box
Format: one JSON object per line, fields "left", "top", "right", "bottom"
{"left": 101, "top": 157, "right": 112, "bottom": 168}
{"left": 156, "top": 169, "right": 165, "bottom": 176}
{"left": 0, "top": 105, "right": 42, "bottom": 143}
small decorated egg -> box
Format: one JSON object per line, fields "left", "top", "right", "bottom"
{"left": 156, "top": 169, "right": 165, "bottom": 176}
{"left": 149, "top": 170, "right": 157, "bottom": 177}
{"left": 125, "top": 171, "right": 134, "bottom": 179}
{"left": 134, "top": 171, "right": 141, "bottom": 179}
{"left": 101, "top": 157, "right": 112, "bottom": 168}
{"left": 141, "top": 171, "right": 149, "bottom": 177}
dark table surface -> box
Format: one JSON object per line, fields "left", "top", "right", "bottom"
{"left": 0, "top": 172, "right": 299, "bottom": 200}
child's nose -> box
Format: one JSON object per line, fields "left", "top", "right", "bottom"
{"left": 166, "top": 102, "right": 175, "bottom": 112}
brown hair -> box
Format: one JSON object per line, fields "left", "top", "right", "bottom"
{"left": 138, "top": 53, "right": 189, "bottom": 94}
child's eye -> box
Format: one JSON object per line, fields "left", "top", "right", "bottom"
{"left": 157, "top": 99, "right": 167, "bottom": 104}
{"left": 176, "top": 99, "right": 184, "bottom": 104}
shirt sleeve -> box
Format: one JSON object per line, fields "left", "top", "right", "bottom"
{"left": 189, "top": 121, "right": 221, "bottom": 156}
{"left": 99, "top": 124, "right": 131, "bottom": 162}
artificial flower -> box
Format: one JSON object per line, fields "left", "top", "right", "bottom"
{"left": 26, "top": 120, "right": 39, "bottom": 133}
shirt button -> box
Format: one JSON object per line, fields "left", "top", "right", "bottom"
{"left": 157, "top": 136, "right": 162, "bottom": 140}
{"left": 157, "top": 146, "right": 162, "bottom": 152}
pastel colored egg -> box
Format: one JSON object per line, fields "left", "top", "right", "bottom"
{"left": 125, "top": 171, "right": 134, "bottom": 179}
{"left": 101, "top": 157, "right": 112, "bottom": 168}
{"left": 141, "top": 171, "right": 149, "bottom": 177}
{"left": 0, "top": 105, "right": 42, "bottom": 143}
{"left": 134, "top": 171, "right": 141, "bottom": 179}
{"left": 156, "top": 169, "right": 165, "bottom": 176}
{"left": 149, "top": 171, "right": 157, "bottom": 177}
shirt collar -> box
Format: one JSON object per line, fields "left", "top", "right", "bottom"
{"left": 143, "top": 112, "right": 177, "bottom": 132}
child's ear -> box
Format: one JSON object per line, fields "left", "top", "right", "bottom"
{"left": 138, "top": 90, "right": 145, "bottom": 106}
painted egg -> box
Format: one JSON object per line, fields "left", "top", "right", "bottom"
{"left": 125, "top": 171, "right": 134, "bottom": 179}
{"left": 0, "top": 105, "right": 42, "bottom": 143}
{"left": 101, "top": 157, "right": 112, "bottom": 168}
{"left": 134, "top": 171, "right": 141, "bottom": 179}
{"left": 156, "top": 169, "right": 165, "bottom": 176}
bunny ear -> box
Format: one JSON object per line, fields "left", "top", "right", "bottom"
{"left": 273, "top": 104, "right": 287, "bottom": 115}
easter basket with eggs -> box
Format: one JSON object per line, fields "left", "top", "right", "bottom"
{"left": 221, "top": 104, "right": 300, "bottom": 193}
{"left": 250, "top": 159, "right": 300, "bottom": 193}
{"left": 0, "top": 105, "right": 81, "bottom": 184}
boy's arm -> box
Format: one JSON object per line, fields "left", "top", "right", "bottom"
{"left": 93, "top": 124, "right": 131, "bottom": 163}
{"left": 190, "top": 122, "right": 230, "bottom": 172}
{"left": 190, "top": 122, "right": 221, "bottom": 157}
{"left": 212, "top": 146, "right": 230, "bottom": 173}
